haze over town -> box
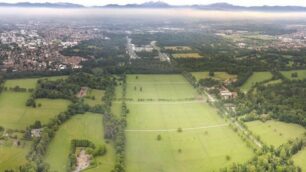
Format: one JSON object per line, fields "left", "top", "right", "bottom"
{"left": 1, "top": 1, "right": 306, "bottom": 172}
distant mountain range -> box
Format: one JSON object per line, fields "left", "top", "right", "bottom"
{"left": 1, "top": 1, "right": 306, "bottom": 12}
{"left": 0, "top": 2, "right": 83, "bottom": 8}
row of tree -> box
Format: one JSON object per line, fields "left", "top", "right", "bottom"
{"left": 221, "top": 137, "right": 306, "bottom": 172}
{"left": 101, "top": 74, "right": 128, "bottom": 172}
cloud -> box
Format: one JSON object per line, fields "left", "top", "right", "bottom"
{"left": 1, "top": 0, "right": 306, "bottom": 6}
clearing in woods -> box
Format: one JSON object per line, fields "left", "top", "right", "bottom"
{"left": 44, "top": 113, "right": 115, "bottom": 172}
{"left": 191, "top": 72, "right": 237, "bottom": 81}
{"left": 240, "top": 72, "right": 273, "bottom": 92}
{"left": 172, "top": 53, "right": 203, "bottom": 59}
{"left": 281, "top": 70, "right": 306, "bottom": 80}
{"left": 292, "top": 147, "right": 306, "bottom": 171}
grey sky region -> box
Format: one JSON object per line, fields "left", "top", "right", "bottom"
{"left": 1, "top": 0, "right": 306, "bottom": 7}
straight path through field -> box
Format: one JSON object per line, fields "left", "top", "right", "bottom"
{"left": 127, "top": 81, "right": 188, "bottom": 84}
{"left": 125, "top": 74, "right": 254, "bottom": 172}
{"left": 113, "top": 100, "right": 205, "bottom": 105}
{"left": 125, "top": 123, "right": 228, "bottom": 132}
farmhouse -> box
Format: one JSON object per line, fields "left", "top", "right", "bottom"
{"left": 219, "top": 87, "right": 237, "bottom": 100}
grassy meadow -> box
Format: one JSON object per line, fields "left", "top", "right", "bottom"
{"left": 84, "top": 89, "right": 105, "bottom": 106}
{"left": 246, "top": 120, "right": 306, "bottom": 147}
{"left": 292, "top": 147, "right": 306, "bottom": 171}
{"left": 126, "top": 75, "right": 198, "bottom": 100}
{"left": 125, "top": 75, "right": 253, "bottom": 172}
{"left": 172, "top": 53, "right": 203, "bottom": 59}
{"left": 281, "top": 70, "right": 306, "bottom": 80}
{"left": 0, "top": 78, "right": 70, "bottom": 129}
{"left": 4, "top": 76, "right": 68, "bottom": 89}
{"left": 191, "top": 72, "right": 237, "bottom": 81}
{"left": 240, "top": 72, "right": 273, "bottom": 92}
{"left": 0, "top": 143, "right": 31, "bottom": 171}
{"left": 164, "top": 46, "right": 192, "bottom": 51}
{"left": 0, "top": 91, "right": 70, "bottom": 129}
{"left": 44, "top": 113, "right": 115, "bottom": 172}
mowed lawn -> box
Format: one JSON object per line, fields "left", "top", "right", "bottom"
{"left": 240, "top": 72, "right": 273, "bottom": 92}
{"left": 125, "top": 75, "right": 254, "bottom": 172}
{"left": 84, "top": 89, "right": 105, "bottom": 106}
{"left": 191, "top": 72, "right": 237, "bottom": 81}
{"left": 292, "top": 147, "right": 306, "bottom": 171}
{"left": 246, "top": 120, "right": 306, "bottom": 147}
{"left": 44, "top": 113, "right": 115, "bottom": 172}
{"left": 126, "top": 75, "right": 197, "bottom": 100}
{"left": 281, "top": 70, "right": 306, "bottom": 80}
{"left": 0, "top": 143, "right": 30, "bottom": 171}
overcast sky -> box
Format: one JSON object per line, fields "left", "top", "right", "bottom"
{"left": 1, "top": 0, "right": 306, "bottom": 7}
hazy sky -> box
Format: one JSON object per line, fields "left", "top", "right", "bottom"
{"left": 1, "top": 0, "right": 306, "bottom": 7}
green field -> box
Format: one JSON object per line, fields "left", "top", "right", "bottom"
{"left": 125, "top": 75, "right": 253, "bottom": 172}
{"left": 292, "top": 147, "right": 306, "bottom": 171}
{"left": 0, "top": 91, "right": 70, "bottom": 129}
{"left": 126, "top": 75, "right": 197, "bottom": 100}
{"left": 84, "top": 89, "right": 105, "bottom": 106}
{"left": 246, "top": 120, "right": 306, "bottom": 147}
{"left": 0, "top": 77, "right": 70, "bottom": 129}
{"left": 44, "top": 113, "right": 115, "bottom": 172}
{"left": 172, "top": 53, "right": 203, "bottom": 59}
{"left": 0, "top": 144, "right": 30, "bottom": 171}
{"left": 191, "top": 72, "right": 237, "bottom": 81}
{"left": 281, "top": 70, "right": 306, "bottom": 80}
{"left": 4, "top": 76, "right": 68, "bottom": 89}
{"left": 240, "top": 72, "right": 273, "bottom": 92}
{"left": 264, "top": 79, "right": 282, "bottom": 86}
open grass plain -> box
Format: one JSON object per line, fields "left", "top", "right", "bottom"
{"left": 292, "top": 147, "right": 306, "bottom": 171}
{"left": 172, "top": 53, "right": 203, "bottom": 59}
{"left": 125, "top": 75, "right": 254, "bottom": 172}
{"left": 84, "top": 89, "right": 105, "bottom": 106}
{"left": 191, "top": 72, "right": 237, "bottom": 81}
{"left": 0, "top": 76, "right": 70, "bottom": 170}
{"left": 0, "top": 143, "right": 31, "bottom": 171}
{"left": 4, "top": 76, "right": 68, "bottom": 89}
{"left": 44, "top": 113, "right": 115, "bottom": 172}
{"left": 240, "top": 72, "right": 273, "bottom": 92}
{"left": 0, "top": 79, "right": 70, "bottom": 129}
{"left": 246, "top": 120, "right": 306, "bottom": 147}
{"left": 281, "top": 70, "right": 306, "bottom": 80}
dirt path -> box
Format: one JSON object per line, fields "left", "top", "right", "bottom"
{"left": 204, "top": 91, "right": 262, "bottom": 148}
{"left": 125, "top": 123, "right": 228, "bottom": 132}
{"left": 127, "top": 82, "right": 189, "bottom": 85}
{"left": 113, "top": 100, "right": 206, "bottom": 105}
{"left": 232, "top": 120, "right": 263, "bottom": 148}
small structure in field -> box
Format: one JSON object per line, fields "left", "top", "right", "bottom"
{"left": 31, "top": 128, "right": 42, "bottom": 138}
{"left": 219, "top": 87, "right": 237, "bottom": 100}
{"left": 77, "top": 87, "right": 88, "bottom": 98}
{"left": 74, "top": 149, "right": 91, "bottom": 172}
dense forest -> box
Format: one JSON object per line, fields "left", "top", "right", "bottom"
{"left": 236, "top": 79, "right": 306, "bottom": 127}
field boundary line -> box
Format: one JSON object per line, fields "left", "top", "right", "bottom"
{"left": 127, "top": 82, "right": 189, "bottom": 84}
{"left": 125, "top": 123, "right": 228, "bottom": 132}
{"left": 113, "top": 100, "right": 205, "bottom": 105}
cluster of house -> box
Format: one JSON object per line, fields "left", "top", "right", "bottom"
{"left": 0, "top": 29, "right": 87, "bottom": 72}
{"left": 219, "top": 86, "right": 238, "bottom": 100}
